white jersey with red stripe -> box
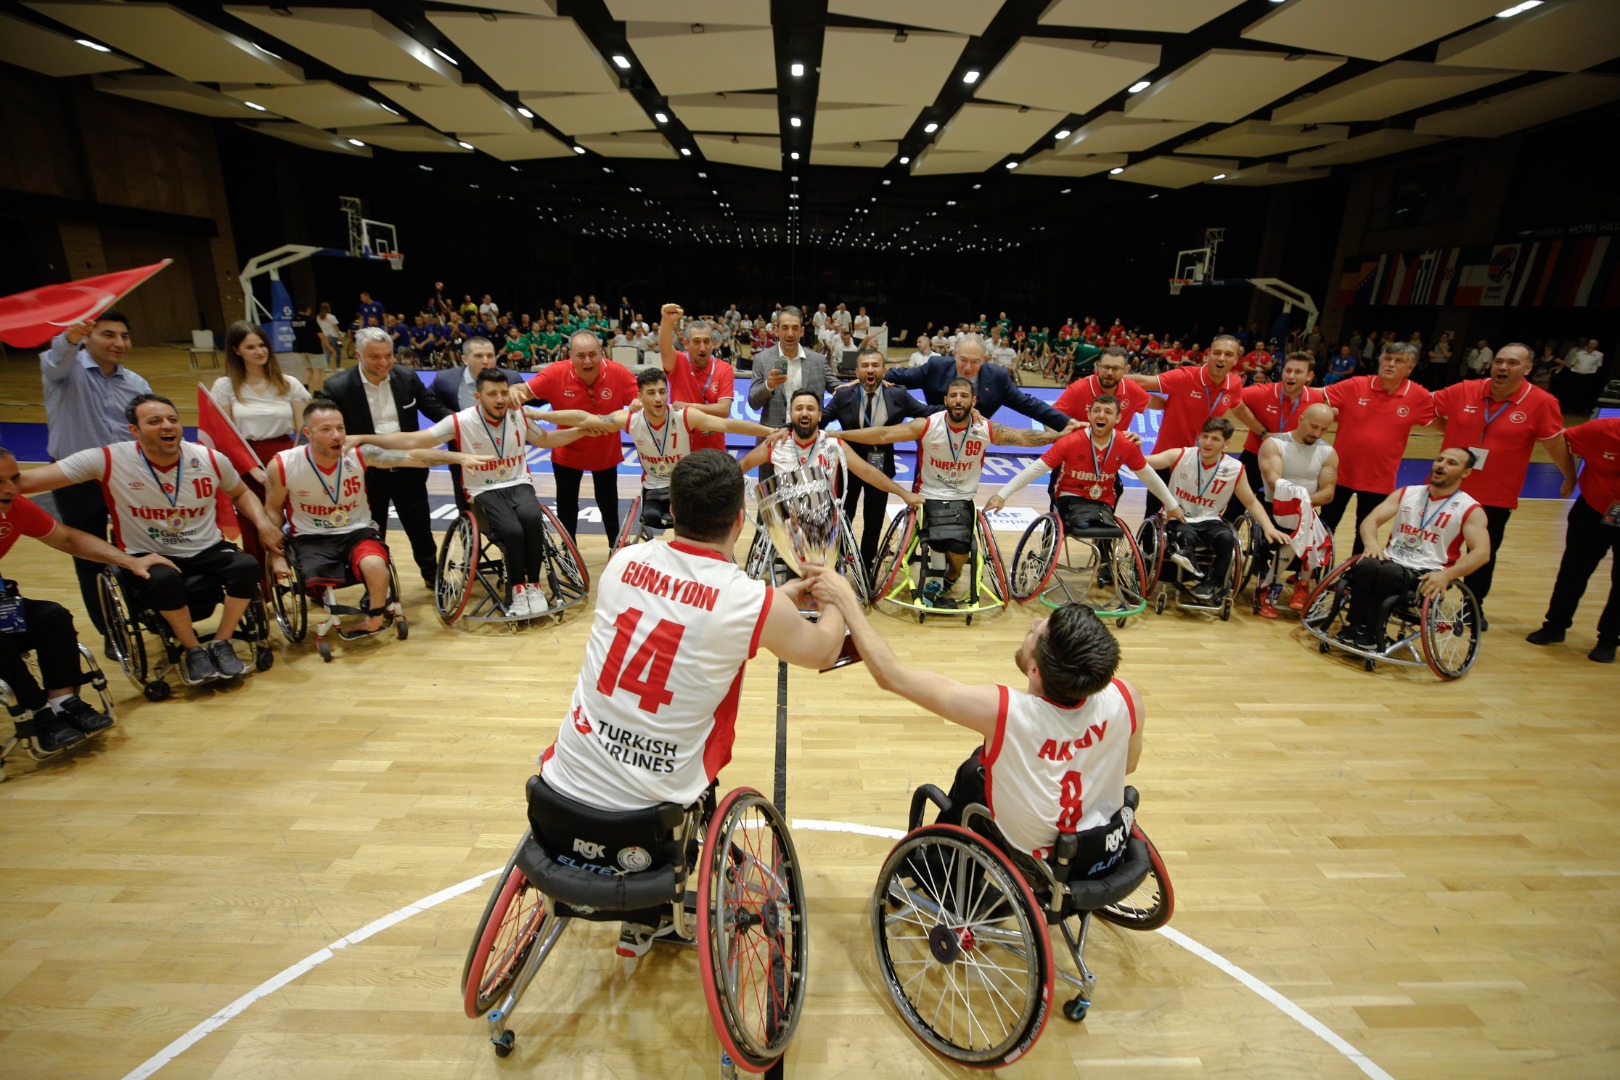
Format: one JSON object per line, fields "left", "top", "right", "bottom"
{"left": 916, "top": 413, "right": 990, "bottom": 501}
{"left": 629, "top": 407, "right": 695, "bottom": 493}
{"left": 273, "top": 445, "right": 372, "bottom": 537}
{"left": 770, "top": 429, "right": 847, "bottom": 497}
{"left": 541, "top": 538, "right": 773, "bottom": 811}
{"left": 1384, "top": 485, "right": 1481, "bottom": 572}
{"left": 57, "top": 441, "right": 241, "bottom": 556}
{"left": 1167, "top": 447, "right": 1244, "bottom": 521}
{"left": 430, "top": 406, "right": 533, "bottom": 493}
{"left": 1263, "top": 432, "right": 1335, "bottom": 529}
{"left": 983, "top": 681, "right": 1137, "bottom": 859}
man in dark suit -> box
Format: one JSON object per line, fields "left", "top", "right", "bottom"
{"left": 748, "top": 305, "right": 840, "bottom": 479}
{"left": 822, "top": 344, "right": 937, "bottom": 572}
{"left": 887, "top": 333, "right": 1077, "bottom": 434}
{"left": 321, "top": 326, "right": 452, "bottom": 587}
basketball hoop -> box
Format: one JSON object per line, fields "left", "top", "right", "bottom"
{"left": 386, "top": 252, "right": 404, "bottom": 271}
{"left": 1169, "top": 278, "right": 1189, "bottom": 296}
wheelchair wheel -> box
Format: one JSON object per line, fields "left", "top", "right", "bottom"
{"left": 1134, "top": 517, "right": 1165, "bottom": 593}
{"left": 1420, "top": 579, "right": 1481, "bottom": 680}
{"left": 1095, "top": 824, "right": 1175, "bottom": 931}
{"left": 1232, "top": 514, "right": 1259, "bottom": 598}
{"left": 1009, "top": 512, "right": 1061, "bottom": 602}
{"left": 435, "top": 512, "right": 478, "bottom": 625}
{"left": 96, "top": 570, "right": 148, "bottom": 691}
{"left": 871, "top": 824, "right": 1052, "bottom": 1067}
{"left": 870, "top": 509, "right": 917, "bottom": 601}
{"left": 1106, "top": 530, "right": 1149, "bottom": 614}
{"left": 537, "top": 499, "right": 590, "bottom": 596}
{"left": 975, "top": 511, "right": 1009, "bottom": 604}
{"left": 1302, "top": 557, "right": 1358, "bottom": 636}
{"left": 699, "top": 787, "right": 808, "bottom": 1074}
{"left": 742, "top": 529, "right": 773, "bottom": 584}
{"left": 270, "top": 560, "right": 308, "bottom": 644}
{"left": 463, "top": 862, "right": 549, "bottom": 1019}
{"left": 611, "top": 496, "right": 644, "bottom": 559}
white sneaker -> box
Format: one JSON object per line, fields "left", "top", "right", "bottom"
{"left": 507, "top": 587, "right": 529, "bottom": 618}
{"left": 616, "top": 919, "right": 682, "bottom": 959}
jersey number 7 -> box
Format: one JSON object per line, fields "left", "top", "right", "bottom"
{"left": 596, "top": 606, "right": 685, "bottom": 713}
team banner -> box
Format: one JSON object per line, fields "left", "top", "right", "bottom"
{"left": 1339, "top": 236, "right": 1618, "bottom": 308}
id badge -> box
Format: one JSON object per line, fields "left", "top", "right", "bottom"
{"left": 866, "top": 449, "right": 886, "bottom": 469}
{"left": 1603, "top": 501, "right": 1619, "bottom": 528}
{"left": 0, "top": 595, "right": 26, "bottom": 634}
{"left": 1467, "top": 445, "right": 1489, "bottom": 471}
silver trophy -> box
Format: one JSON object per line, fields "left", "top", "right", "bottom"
{"left": 755, "top": 465, "right": 860, "bottom": 670}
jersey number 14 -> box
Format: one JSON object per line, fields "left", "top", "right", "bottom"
{"left": 596, "top": 606, "right": 685, "bottom": 713}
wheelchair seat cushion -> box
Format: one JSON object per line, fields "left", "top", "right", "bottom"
{"left": 640, "top": 493, "right": 673, "bottom": 529}
{"left": 1055, "top": 496, "right": 1122, "bottom": 540}
{"left": 921, "top": 499, "right": 974, "bottom": 551}
{"left": 1059, "top": 837, "right": 1152, "bottom": 914}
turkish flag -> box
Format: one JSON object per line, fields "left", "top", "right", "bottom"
{"left": 0, "top": 260, "right": 172, "bottom": 347}
{"left": 196, "top": 385, "right": 262, "bottom": 542}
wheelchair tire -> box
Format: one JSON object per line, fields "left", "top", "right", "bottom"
{"left": 1106, "top": 529, "right": 1149, "bottom": 613}
{"left": 462, "top": 833, "right": 532, "bottom": 1015}
{"left": 870, "top": 509, "right": 917, "bottom": 603}
{"left": 1302, "top": 557, "right": 1358, "bottom": 635}
{"left": 537, "top": 498, "right": 590, "bottom": 597}
{"left": 1233, "top": 514, "right": 1259, "bottom": 598}
{"left": 1134, "top": 517, "right": 1165, "bottom": 593}
{"left": 463, "top": 863, "right": 549, "bottom": 1020}
{"left": 1421, "top": 580, "right": 1480, "bottom": 681}
{"left": 435, "top": 513, "right": 478, "bottom": 625}
{"left": 699, "top": 787, "right": 808, "bottom": 1074}
{"left": 1009, "top": 513, "right": 1061, "bottom": 603}
{"left": 836, "top": 512, "right": 871, "bottom": 607}
{"left": 270, "top": 561, "right": 308, "bottom": 644}
{"left": 611, "top": 496, "right": 644, "bottom": 559}
{"left": 975, "top": 511, "right": 1009, "bottom": 605}
{"left": 97, "top": 570, "right": 148, "bottom": 690}
{"left": 742, "top": 529, "right": 774, "bottom": 584}
{"left": 871, "top": 823, "right": 1052, "bottom": 1067}
{"left": 1095, "top": 824, "right": 1175, "bottom": 932}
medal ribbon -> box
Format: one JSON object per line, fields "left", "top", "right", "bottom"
{"left": 307, "top": 447, "right": 345, "bottom": 511}
{"left": 645, "top": 408, "right": 673, "bottom": 464}
{"left": 1195, "top": 453, "right": 1221, "bottom": 501}
{"left": 944, "top": 418, "right": 970, "bottom": 463}
{"left": 1278, "top": 386, "right": 1304, "bottom": 431}
{"left": 1089, "top": 433, "right": 1115, "bottom": 486}
{"left": 139, "top": 447, "right": 184, "bottom": 520}
{"left": 477, "top": 408, "right": 508, "bottom": 460}
{"left": 1416, "top": 491, "right": 1457, "bottom": 534}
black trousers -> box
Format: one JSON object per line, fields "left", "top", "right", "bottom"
{"left": 365, "top": 467, "right": 438, "bottom": 582}
{"left": 1224, "top": 449, "right": 1263, "bottom": 523}
{"left": 1167, "top": 518, "right": 1238, "bottom": 586}
{"left": 843, "top": 471, "right": 893, "bottom": 574}
{"left": 1462, "top": 504, "right": 1513, "bottom": 607}
{"left": 133, "top": 541, "right": 261, "bottom": 611}
{"left": 49, "top": 479, "right": 112, "bottom": 637}
{"left": 1347, "top": 557, "right": 1419, "bottom": 632}
{"left": 475, "top": 486, "right": 545, "bottom": 588}
{"left": 553, "top": 464, "right": 622, "bottom": 548}
{"left": 0, "top": 598, "right": 82, "bottom": 712}
{"left": 1319, "top": 485, "right": 1387, "bottom": 555}
{"left": 1541, "top": 499, "right": 1620, "bottom": 646}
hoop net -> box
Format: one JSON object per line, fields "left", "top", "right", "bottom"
{"left": 386, "top": 252, "right": 404, "bottom": 271}
{"left": 1169, "top": 278, "right": 1189, "bottom": 296}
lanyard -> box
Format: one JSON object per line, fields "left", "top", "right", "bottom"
{"left": 1480, "top": 393, "right": 1517, "bottom": 432}
{"left": 1277, "top": 387, "right": 1304, "bottom": 430}
{"left": 861, "top": 387, "right": 878, "bottom": 427}
{"left": 1194, "top": 453, "right": 1222, "bottom": 501}
{"left": 791, "top": 434, "right": 819, "bottom": 470}
{"left": 645, "top": 409, "right": 673, "bottom": 460}
{"left": 307, "top": 447, "right": 345, "bottom": 508}
{"left": 1204, "top": 371, "right": 1227, "bottom": 420}
{"left": 1417, "top": 491, "right": 1457, "bottom": 533}
{"left": 694, "top": 357, "right": 716, "bottom": 398}
{"left": 477, "top": 408, "right": 508, "bottom": 459}
{"left": 1089, "top": 433, "right": 1115, "bottom": 480}
{"left": 139, "top": 447, "right": 183, "bottom": 512}
{"left": 944, "top": 419, "right": 970, "bottom": 463}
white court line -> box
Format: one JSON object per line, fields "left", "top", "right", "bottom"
{"left": 121, "top": 823, "right": 1394, "bottom": 1080}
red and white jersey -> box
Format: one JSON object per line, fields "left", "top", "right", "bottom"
{"left": 629, "top": 407, "right": 696, "bottom": 492}
{"left": 1384, "top": 485, "right": 1481, "bottom": 572}
{"left": 917, "top": 413, "right": 990, "bottom": 500}
{"left": 273, "top": 446, "right": 372, "bottom": 537}
{"left": 429, "top": 407, "right": 533, "bottom": 493}
{"left": 541, "top": 539, "right": 773, "bottom": 810}
{"left": 1263, "top": 432, "right": 1334, "bottom": 529}
{"left": 984, "top": 681, "right": 1136, "bottom": 858}
{"left": 1042, "top": 431, "right": 1147, "bottom": 506}
{"left": 1167, "top": 448, "right": 1244, "bottom": 521}
{"left": 770, "top": 429, "right": 847, "bottom": 497}
{"left": 58, "top": 441, "right": 240, "bottom": 555}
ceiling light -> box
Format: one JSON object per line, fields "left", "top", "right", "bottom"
{"left": 791, "top": 62, "right": 804, "bottom": 77}
{"left": 1128, "top": 80, "right": 1151, "bottom": 94}
{"left": 923, "top": 122, "right": 939, "bottom": 133}
{"left": 379, "top": 103, "right": 400, "bottom": 115}
{"left": 75, "top": 39, "right": 111, "bottom": 53}
{"left": 681, "top": 148, "right": 692, "bottom": 156}
{"left": 1005, "top": 161, "right": 1018, "bottom": 169}
{"left": 899, "top": 156, "right": 910, "bottom": 164}
{"left": 419, "top": 165, "right": 433, "bottom": 172}
{"left": 1054, "top": 129, "right": 1071, "bottom": 140}
{"left": 253, "top": 43, "right": 283, "bottom": 59}
{"left": 612, "top": 54, "right": 631, "bottom": 69}
{"left": 1061, "top": 187, "right": 1072, "bottom": 194}
{"left": 882, "top": 179, "right": 891, "bottom": 185}
{"left": 517, "top": 107, "right": 534, "bottom": 119}
{"left": 1109, "top": 166, "right": 1124, "bottom": 174}
{"left": 458, "top": 140, "right": 474, "bottom": 149}
{"left": 1212, "top": 172, "right": 1226, "bottom": 180}
{"left": 243, "top": 100, "right": 267, "bottom": 111}
{"left": 790, "top": 116, "right": 802, "bottom": 128}
{"left": 572, "top": 145, "right": 586, "bottom": 154}
{"left": 433, "top": 48, "right": 458, "bottom": 66}
{"left": 1496, "top": 0, "right": 1542, "bottom": 13}
{"left": 791, "top": 151, "right": 800, "bottom": 160}
{"left": 972, "top": 183, "right": 981, "bottom": 189}
{"left": 962, "top": 70, "right": 980, "bottom": 84}
{"left": 946, "top": 200, "right": 956, "bottom": 206}
{"left": 347, "top": 138, "right": 365, "bottom": 147}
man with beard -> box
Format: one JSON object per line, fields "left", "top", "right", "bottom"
{"left": 836, "top": 378, "right": 1061, "bottom": 607}
{"left": 822, "top": 345, "right": 936, "bottom": 571}
{"left": 741, "top": 388, "right": 923, "bottom": 503}
{"left": 1429, "top": 342, "right": 1572, "bottom": 627}
{"left": 1230, "top": 352, "right": 1328, "bottom": 521}
{"left": 658, "top": 305, "right": 736, "bottom": 454}
{"left": 1256, "top": 403, "right": 1339, "bottom": 616}
{"left": 1336, "top": 448, "right": 1491, "bottom": 652}
{"left": 1054, "top": 347, "right": 1152, "bottom": 432}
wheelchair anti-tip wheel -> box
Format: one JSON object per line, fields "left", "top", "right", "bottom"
{"left": 698, "top": 787, "right": 808, "bottom": 1074}
{"left": 871, "top": 823, "right": 1052, "bottom": 1068}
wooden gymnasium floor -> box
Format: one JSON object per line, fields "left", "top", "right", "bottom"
{"left": 0, "top": 348, "right": 1615, "bottom": 1079}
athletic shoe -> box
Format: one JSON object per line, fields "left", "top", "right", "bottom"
{"left": 56, "top": 697, "right": 114, "bottom": 735}
{"left": 1477, "top": 612, "right": 1489, "bottom": 632}
{"left": 1190, "top": 583, "right": 1221, "bottom": 604}
{"left": 524, "top": 585, "right": 548, "bottom": 617}
{"left": 209, "top": 639, "right": 247, "bottom": 679}
{"left": 182, "top": 645, "right": 219, "bottom": 685}
{"left": 1336, "top": 625, "right": 1369, "bottom": 649}
{"left": 1288, "top": 581, "right": 1311, "bottom": 611}
{"left": 920, "top": 577, "right": 946, "bottom": 602}
{"left": 1591, "top": 643, "right": 1616, "bottom": 664}
{"left": 1169, "top": 548, "right": 1202, "bottom": 579}
{"left": 616, "top": 919, "right": 681, "bottom": 959}
{"left": 1526, "top": 626, "right": 1565, "bottom": 645}
{"left": 506, "top": 588, "right": 527, "bottom": 618}
{"left": 1258, "top": 595, "right": 1280, "bottom": 619}
{"left": 1096, "top": 562, "right": 1114, "bottom": 587}
{"left": 32, "top": 716, "right": 85, "bottom": 753}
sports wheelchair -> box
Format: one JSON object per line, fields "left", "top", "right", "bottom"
{"left": 435, "top": 491, "right": 588, "bottom": 626}
{"left": 269, "top": 536, "right": 405, "bottom": 662}
{"left": 1134, "top": 513, "right": 1244, "bottom": 621}
{"left": 98, "top": 567, "right": 273, "bottom": 700}
{"left": 1234, "top": 510, "right": 1332, "bottom": 618}
{"left": 1301, "top": 555, "right": 1481, "bottom": 680}
{"left": 1008, "top": 492, "right": 1148, "bottom": 625}
{"left": 610, "top": 491, "right": 675, "bottom": 558}
{"left": 0, "top": 644, "right": 115, "bottom": 781}
{"left": 462, "top": 774, "right": 808, "bottom": 1072}
{"left": 869, "top": 504, "right": 1008, "bottom": 623}
{"left": 871, "top": 784, "right": 1172, "bottom": 1067}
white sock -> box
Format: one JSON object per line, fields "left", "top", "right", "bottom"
{"left": 47, "top": 693, "right": 73, "bottom": 713}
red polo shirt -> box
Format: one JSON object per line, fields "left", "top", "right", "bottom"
{"left": 1562, "top": 418, "right": 1620, "bottom": 515}
{"left": 1150, "top": 364, "right": 1244, "bottom": 454}
{"left": 526, "top": 360, "right": 638, "bottom": 471}
{"left": 1324, "top": 375, "right": 1436, "bottom": 493}
{"left": 1433, "top": 378, "right": 1564, "bottom": 509}
{"left": 1054, "top": 375, "right": 1152, "bottom": 429}
{"left": 0, "top": 495, "right": 58, "bottom": 562}
{"left": 665, "top": 350, "right": 736, "bottom": 452}
{"left": 1042, "top": 431, "right": 1148, "bottom": 507}
{"left": 1239, "top": 383, "right": 1328, "bottom": 454}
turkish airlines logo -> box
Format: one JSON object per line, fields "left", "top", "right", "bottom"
{"left": 571, "top": 705, "right": 591, "bottom": 734}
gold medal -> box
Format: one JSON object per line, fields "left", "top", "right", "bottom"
{"left": 328, "top": 509, "right": 349, "bottom": 528}
{"left": 167, "top": 510, "right": 188, "bottom": 531}
{"left": 1089, "top": 483, "right": 1104, "bottom": 499}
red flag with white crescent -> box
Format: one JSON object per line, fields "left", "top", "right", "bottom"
{"left": 0, "top": 260, "right": 173, "bottom": 347}
{"left": 196, "top": 384, "right": 262, "bottom": 541}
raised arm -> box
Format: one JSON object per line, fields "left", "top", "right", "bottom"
{"left": 37, "top": 522, "right": 176, "bottom": 578}
{"left": 988, "top": 420, "right": 1063, "bottom": 448}
{"left": 884, "top": 363, "right": 927, "bottom": 389}
{"left": 349, "top": 429, "right": 442, "bottom": 451}
{"left": 544, "top": 408, "right": 629, "bottom": 432}
{"left": 737, "top": 428, "right": 790, "bottom": 472}
{"left": 755, "top": 577, "right": 848, "bottom": 671}
{"left": 15, "top": 462, "right": 76, "bottom": 495}
{"left": 522, "top": 420, "right": 591, "bottom": 451}
{"left": 985, "top": 458, "right": 1052, "bottom": 512}
{"left": 658, "top": 303, "right": 681, "bottom": 372}
{"left": 836, "top": 416, "right": 928, "bottom": 446}
{"left": 999, "top": 380, "right": 1074, "bottom": 431}
{"left": 1127, "top": 372, "right": 1164, "bottom": 392}
{"left": 684, "top": 410, "right": 772, "bottom": 439}
{"left": 841, "top": 444, "right": 924, "bottom": 507}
